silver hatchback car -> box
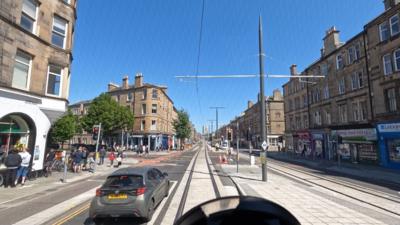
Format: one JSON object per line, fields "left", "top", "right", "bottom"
{"left": 89, "top": 167, "right": 169, "bottom": 224}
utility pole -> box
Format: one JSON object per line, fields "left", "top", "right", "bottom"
{"left": 210, "top": 107, "right": 224, "bottom": 139}
{"left": 94, "top": 123, "right": 102, "bottom": 173}
{"left": 259, "top": 15, "right": 267, "bottom": 182}
{"left": 236, "top": 121, "right": 239, "bottom": 173}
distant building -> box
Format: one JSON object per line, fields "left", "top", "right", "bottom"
{"left": 221, "top": 89, "right": 285, "bottom": 150}
{"left": 69, "top": 100, "right": 93, "bottom": 145}
{"left": 0, "top": 0, "right": 77, "bottom": 170}
{"left": 107, "top": 73, "right": 177, "bottom": 150}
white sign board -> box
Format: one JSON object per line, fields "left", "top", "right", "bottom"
{"left": 261, "top": 141, "right": 268, "bottom": 150}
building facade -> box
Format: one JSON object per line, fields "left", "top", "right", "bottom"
{"left": 283, "top": 0, "right": 400, "bottom": 169}
{"left": 221, "top": 89, "right": 285, "bottom": 150}
{"left": 107, "top": 73, "right": 177, "bottom": 150}
{"left": 69, "top": 100, "right": 93, "bottom": 145}
{"left": 0, "top": 0, "right": 77, "bottom": 170}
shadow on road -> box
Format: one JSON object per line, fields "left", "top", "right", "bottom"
{"left": 85, "top": 217, "right": 148, "bottom": 225}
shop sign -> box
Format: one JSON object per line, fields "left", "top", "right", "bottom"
{"left": 333, "top": 129, "right": 377, "bottom": 141}
{"left": 312, "top": 133, "right": 324, "bottom": 140}
{"left": 377, "top": 123, "right": 400, "bottom": 133}
{"left": 297, "top": 132, "right": 310, "bottom": 140}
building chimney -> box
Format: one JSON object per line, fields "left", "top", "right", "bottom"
{"left": 107, "top": 83, "right": 119, "bottom": 91}
{"left": 273, "top": 89, "right": 282, "bottom": 100}
{"left": 290, "top": 64, "right": 298, "bottom": 76}
{"left": 135, "top": 72, "right": 143, "bottom": 87}
{"left": 384, "top": 0, "right": 400, "bottom": 10}
{"left": 122, "top": 75, "right": 129, "bottom": 89}
{"left": 323, "top": 26, "right": 341, "bottom": 56}
{"left": 247, "top": 100, "right": 253, "bottom": 109}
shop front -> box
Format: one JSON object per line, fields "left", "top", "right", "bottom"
{"left": 296, "top": 130, "right": 311, "bottom": 156}
{"left": 0, "top": 89, "right": 66, "bottom": 172}
{"left": 310, "top": 131, "right": 325, "bottom": 159}
{"left": 377, "top": 122, "right": 400, "bottom": 169}
{"left": 331, "top": 128, "right": 378, "bottom": 164}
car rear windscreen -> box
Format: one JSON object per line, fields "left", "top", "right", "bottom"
{"left": 103, "top": 175, "right": 143, "bottom": 188}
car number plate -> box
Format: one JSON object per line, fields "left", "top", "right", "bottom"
{"left": 108, "top": 193, "right": 128, "bottom": 199}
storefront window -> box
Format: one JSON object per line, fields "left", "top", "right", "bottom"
{"left": 315, "top": 140, "right": 323, "bottom": 158}
{"left": 387, "top": 139, "right": 400, "bottom": 162}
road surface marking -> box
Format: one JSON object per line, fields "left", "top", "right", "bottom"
{"left": 52, "top": 202, "right": 91, "bottom": 225}
{"left": 147, "top": 180, "right": 178, "bottom": 225}
{"left": 12, "top": 186, "right": 99, "bottom": 225}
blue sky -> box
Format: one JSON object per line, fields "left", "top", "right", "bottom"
{"left": 70, "top": 0, "right": 383, "bottom": 131}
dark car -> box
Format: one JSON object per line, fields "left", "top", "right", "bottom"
{"left": 89, "top": 167, "right": 170, "bottom": 224}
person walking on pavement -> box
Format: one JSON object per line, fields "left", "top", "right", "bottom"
{"left": 99, "top": 147, "right": 106, "bottom": 165}
{"left": 44, "top": 148, "right": 56, "bottom": 177}
{"left": 301, "top": 144, "right": 307, "bottom": 157}
{"left": 73, "top": 148, "right": 83, "bottom": 173}
{"left": 15, "top": 147, "right": 31, "bottom": 186}
{"left": 108, "top": 150, "right": 115, "bottom": 167}
{"left": 144, "top": 145, "right": 149, "bottom": 158}
{"left": 4, "top": 148, "right": 22, "bottom": 188}
{"left": 81, "top": 148, "right": 88, "bottom": 171}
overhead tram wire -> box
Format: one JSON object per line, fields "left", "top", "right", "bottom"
{"left": 194, "top": 0, "right": 206, "bottom": 123}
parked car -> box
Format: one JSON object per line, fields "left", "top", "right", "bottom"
{"left": 89, "top": 167, "right": 170, "bottom": 224}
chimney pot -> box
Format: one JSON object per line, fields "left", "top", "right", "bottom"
{"left": 247, "top": 100, "right": 254, "bottom": 109}
{"left": 135, "top": 72, "right": 143, "bottom": 87}
{"left": 122, "top": 75, "right": 129, "bottom": 89}
{"left": 290, "top": 64, "right": 298, "bottom": 76}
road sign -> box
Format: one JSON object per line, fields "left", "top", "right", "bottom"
{"left": 261, "top": 141, "right": 268, "bottom": 150}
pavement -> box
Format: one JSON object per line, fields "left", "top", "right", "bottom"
{"left": 246, "top": 149, "right": 400, "bottom": 188}
{"left": 213, "top": 148, "right": 400, "bottom": 225}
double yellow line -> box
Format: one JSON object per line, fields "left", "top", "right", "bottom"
{"left": 52, "top": 202, "right": 91, "bottom": 225}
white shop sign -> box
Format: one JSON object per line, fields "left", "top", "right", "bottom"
{"left": 377, "top": 123, "right": 400, "bottom": 133}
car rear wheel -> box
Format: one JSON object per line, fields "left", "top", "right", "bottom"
{"left": 145, "top": 199, "right": 155, "bottom": 222}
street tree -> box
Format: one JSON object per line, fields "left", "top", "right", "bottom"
{"left": 49, "top": 110, "right": 76, "bottom": 148}
{"left": 82, "top": 93, "right": 134, "bottom": 137}
{"left": 173, "top": 109, "right": 191, "bottom": 149}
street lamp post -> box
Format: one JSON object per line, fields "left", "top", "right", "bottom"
{"left": 258, "top": 15, "right": 267, "bottom": 182}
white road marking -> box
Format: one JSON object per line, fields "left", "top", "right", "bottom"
{"left": 12, "top": 186, "right": 99, "bottom": 225}
{"left": 147, "top": 180, "right": 178, "bottom": 225}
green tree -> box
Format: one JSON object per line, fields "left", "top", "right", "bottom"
{"left": 49, "top": 110, "right": 76, "bottom": 148}
{"left": 81, "top": 93, "right": 134, "bottom": 137}
{"left": 173, "top": 109, "right": 191, "bottom": 148}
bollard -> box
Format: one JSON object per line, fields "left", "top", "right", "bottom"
{"left": 61, "top": 154, "right": 68, "bottom": 183}
{"left": 250, "top": 155, "right": 255, "bottom": 166}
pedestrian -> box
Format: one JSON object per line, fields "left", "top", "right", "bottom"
{"left": 108, "top": 150, "right": 115, "bottom": 167}
{"left": 114, "top": 154, "right": 122, "bottom": 168}
{"left": 81, "top": 148, "right": 88, "bottom": 170}
{"left": 44, "top": 148, "right": 56, "bottom": 177}
{"left": 301, "top": 144, "right": 307, "bottom": 157}
{"left": 73, "top": 148, "right": 83, "bottom": 173}
{"left": 4, "top": 148, "right": 22, "bottom": 188}
{"left": 145, "top": 145, "right": 149, "bottom": 157}
{"left": 15, "top": 147, "right": 31, "bottom": 186}
{"left": 87, "top": 152, "right": 95, "bottom": 173}
{"left": 99, "top": 147, "right": 106, "bottom": 165}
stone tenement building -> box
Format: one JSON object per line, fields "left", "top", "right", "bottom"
{"left": 0, "top": 0, "right": 77, "bottom": 171}
{"left": 107, "top": 73, "right": 178, "bottom": 150}
{"left": 69, "top": 100, "right": 93, "bottom": 145}
{"left": 220, "top": 89, "right": 285, "bottom": 150}
{"left": 283, "top": 0, "right": 400, "bottom": 169}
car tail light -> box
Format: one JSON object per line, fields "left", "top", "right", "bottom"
{"left": 135, "top": 187, "right": 146, "bottom": 196}
{"left": 96, "top": 188, "right": 103, "bottom": 197}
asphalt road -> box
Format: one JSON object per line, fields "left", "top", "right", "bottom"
{"left": 44, "top": 149, "right": 198, "bottom": 225}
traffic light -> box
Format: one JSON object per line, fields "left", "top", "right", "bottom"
{"left": 92, "top": 126, "right": 99, "bottom": 140}
{"left": 227, "top": 129, "right": 232, "bottom": 141}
